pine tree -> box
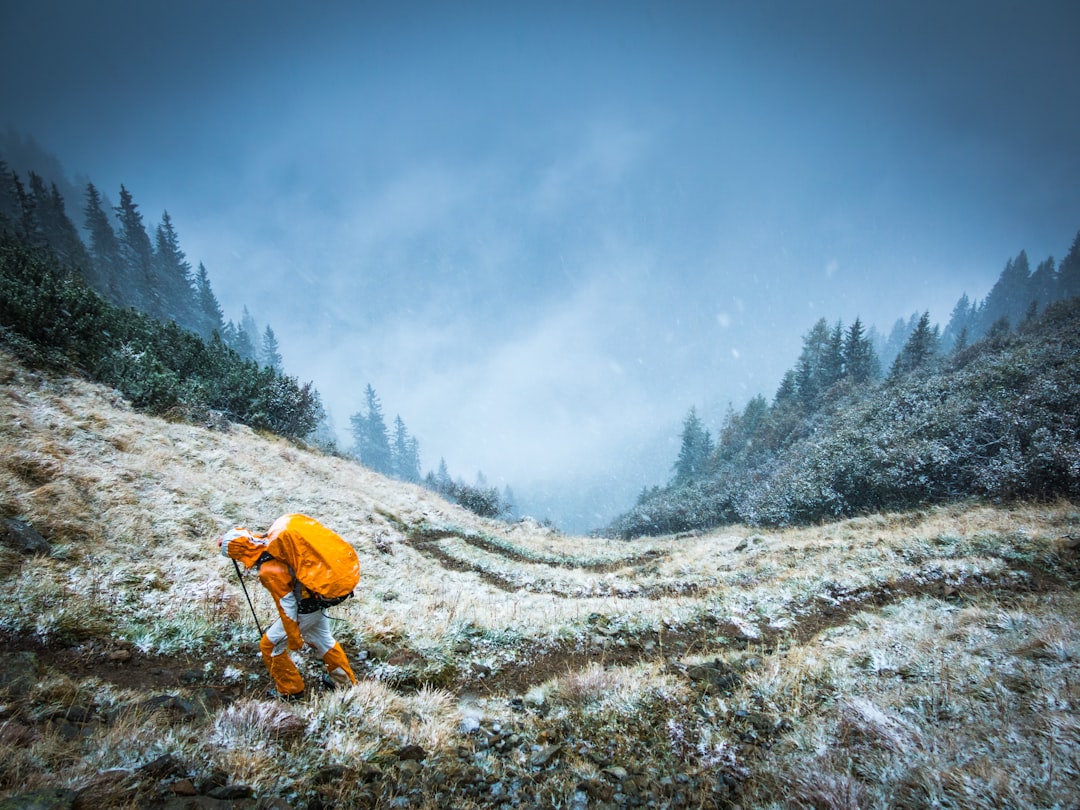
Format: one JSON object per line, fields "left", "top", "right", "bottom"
{"left": 794, "top": 318, "right": 831, "bottom": 407}
{"left": 821, "top": 321, "right": 845, "bottom": 391}
{"left": 193, "top": 262, "right": 225, "bottom": 339}
{"left": 152, "top": 211, "right": 196, "bottom": 328}
{"left": 8, "top": 171, "right": 38, "bottom": 246}
{"left": 220, "top": 320, "right": 238, "bottom": 348}
{"left": 774, "top": 369, "right": 797, "bottom": 405}
{"left": 350, "top": 384, "right": 393, "bottom": 474}
{"left": 29, "top": 176, "right": 92, "bottom": 272}
{"left": 114, "top": 184, "right": 154, "bottom": 311}
{"left": 502, "top": 486, "right": 517, "bottom": 518}
{"left": 83, "top": 183, "right": 124, "bottom": 303}
{"left": 978, "top": 250, "right": 1031, "bottom": 336}
{"left": 1021, "top": 299, "right": 1040, "bottom": 326}
{"left": 942, "top": 293, "right": 976, "bottom": 351}
{"left": 880, "top": 313, "right": 919, "bottom": 372}
{"left": 260, "top": 325, "right": 283, "bottom": 371}
{"left": 405, "top": 436, "right": 421, "bottom": 483}
{"left": 1028, "top": 257, "right": 1057, "bottom": 310}
{"left": 435, "top": 458, "right": 452, "bottom": 493}
{"left": 390, "top": 416, "right": 421, "bottom": 482}
{"left": 842, "top": 317, "right": 878, "bottom": 383}
{"left": 889, "top": 311, "right": 939, "bottom": 378}
{"left": 24, "top": 173, "right": 50, "bottom": 249}
{"left": 673, "top": 407, "right": 713, "bottom": 483}
{"left": 305, "top": 406, "right": 338, "bottom": 453}
{"left": 239, "top": 308, "right": 260, "bottom": 360}
{"left": 716, "top": 395, "right": 769, "bottom": 465}
{"left": 225, "top": 307, "right": 259, "bottom": 361}
{"left": 951, "top": 324, "right": 970, "bottom": 356}
{"left": 1057, "top": 230, "right": 1080, "bottom": 301}
{"left": 0, "top": 161, "right": 16, "bottom": 232}
{"left": 230, "top": 321, "right": 256, "bottom": 361}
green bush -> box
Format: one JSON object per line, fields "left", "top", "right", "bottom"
{"left": 0, "top": 235, "right": 320, "bottom": 440}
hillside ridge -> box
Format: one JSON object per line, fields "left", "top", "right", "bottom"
{"left": 1, "top": 347, "right": 1078, "bottom": 808}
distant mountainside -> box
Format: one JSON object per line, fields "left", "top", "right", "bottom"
{"left": 609, "top": 296, "right": 1080, "bottom": 537}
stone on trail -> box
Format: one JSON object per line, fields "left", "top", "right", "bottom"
{"left": 0, "top": 518, "right": 51, "bottom": 556}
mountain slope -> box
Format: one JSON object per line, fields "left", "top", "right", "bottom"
{"left": 610, "top": 298, "right": 1080, "bottom": 537}
{"left": 0, "top": 347, "right": 1078, "bottom": 808}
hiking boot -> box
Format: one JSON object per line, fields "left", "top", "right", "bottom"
{"left": 320, "top": 674, "right": 341, "bottom": 691}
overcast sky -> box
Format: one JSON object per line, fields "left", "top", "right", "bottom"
{"left": 3, "top": 1, "right": 1079, "bottom": 531}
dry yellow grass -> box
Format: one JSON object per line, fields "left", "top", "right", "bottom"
{"left": 1, "top": 346, "right": 1077, "bottom": 808}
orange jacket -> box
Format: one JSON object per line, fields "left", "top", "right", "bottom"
{"left": 219, "top": 526, "right": 303, "bottom": 649}
{"left": 219, "top": 515, "right": 359, "bottom": 649}
{"left": 257, "top": 557, "right": 305, "bottom": 650}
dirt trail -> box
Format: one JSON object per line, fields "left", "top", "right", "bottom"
{"left": 404, "top": 527, "right": 707, "bottom": 598}
{"left": 458, "top": 559, "right": 1063, "bottom": 696}
{"left": 8, "top": 558, "right": 1063, "bottom": 701}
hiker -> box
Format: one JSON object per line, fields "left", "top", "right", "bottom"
{"left": 218, "top": 513, "right": 359, "bottom": 700}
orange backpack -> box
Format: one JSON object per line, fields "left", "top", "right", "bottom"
{"left": 264, "top": 514, "right": 360, "bottom": 606}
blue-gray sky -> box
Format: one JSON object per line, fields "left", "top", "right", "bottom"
{"left": 3, "top": 1, "right": 1079, "bottom": 530}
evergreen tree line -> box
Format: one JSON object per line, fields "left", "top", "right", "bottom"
{"left": 940, "top": 238, "right": 1080, "bottom": 352}
{"left": 0, "top": 153, "right": 514, "bottom": 513}
{"left": 422, "top": 460, "right": 510, "bottom": 520}
{"left": 0, "top": 163, "right": 322, "bottom": 440}
{"left": 612, "top": 231, "right": 1080, "bottom": 537}
{"left": 0, "top": 160, "right": 285, "bottom": 369}
{"left": 348, "top": 384, "right": 422, "bottom": 482}
{"left": 864, "top": 237, "right": 1080, "bottom": 375}
{"left": 347, "top": 384, "right": 511, "bottom": 518}
{"left": 0, "top": 233, "right": 322, "bottom": 438}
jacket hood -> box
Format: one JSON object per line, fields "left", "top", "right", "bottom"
{"left": 220, "top": 527, "right": 269, "bottom": 569}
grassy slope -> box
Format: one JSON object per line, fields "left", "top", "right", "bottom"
{"left": 0, "top": 347, "right": 1077, "bottom": 808}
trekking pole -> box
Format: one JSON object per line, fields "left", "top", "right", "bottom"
{"left": 233, "top": 559, "right": 264, "bottom": 637}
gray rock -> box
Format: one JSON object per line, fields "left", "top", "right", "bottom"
{"left": 397, "top": 744, "right": 427, "bottom": 761}
{"left": 0, "top": 519, "right": 50, "bottom": 555}
{"left": 207, "top": 784, "right": 254, "bottom": 800}
{"left": 139, "top": 695, "right": 198, "bottom": 719}
{"left": 139, "top": 753, "right": 187, "bottom": 779}
{"left": 528, "top": 743, "right": 563, "bottom": 767}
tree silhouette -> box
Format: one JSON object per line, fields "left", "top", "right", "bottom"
{"left": 260, "top": 325, "right": 283, "bottom": 371}
{"left": 83, "top": 183, "right": 124, "bottom": 303}
{"left": 193, "top": 262, "right": 225, "bottom": 340}
{"left": 152, "top": 211, "right": 196, "bottom": 327}
{"left": 842, "top": 317, "right": 879, "bottom": 383}
{"left": 350, "top": 384, "right": 392, "bottom": 474}
{"left": 889, "top": 311, "right": 939, "bottom": 378}
{"left": 673, "top": 407, "right": 713, "bottom": 483}
{"left": 1058, "top": 230, "right": 1080, "bottom": 301}
{"left": 114, "top": 185, "right": 154, "bottom": 311}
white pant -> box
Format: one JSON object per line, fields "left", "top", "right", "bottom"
{"left": 264, "top": 610, "right": 336, "bottom": 657}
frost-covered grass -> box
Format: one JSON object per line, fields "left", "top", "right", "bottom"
{"left": 1, "top": 347, "right": 1079, "bottom": 807}
{"left": 739, "top": 592, "right": 1080, "bottom": 809}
